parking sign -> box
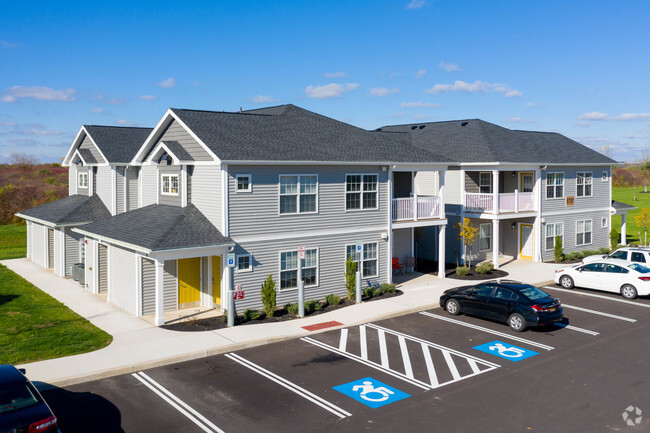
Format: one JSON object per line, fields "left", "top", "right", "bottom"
{"left": 226, "top": 253, "right": 235, "bottom": 267}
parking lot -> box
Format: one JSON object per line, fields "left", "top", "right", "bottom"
{"left": 44, "top": 284, "right": 650, "bottom": 433}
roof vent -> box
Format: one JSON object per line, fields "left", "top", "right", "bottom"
{"left": 375, "top": 128, "right": 382, "bottom": 131}
{"left": 461, "top": 121, "right": 469, "bottom": 126}
{"left": 419, "top": 125, "right": 425, "bottom": 129}
{"left": 411, "top": 125, "right": 417, "bottom": 130}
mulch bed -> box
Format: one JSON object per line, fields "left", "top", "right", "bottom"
{"left": 445, "top": 268, "right": 509, "bottom": 280}
{"left": 161, "top": 290, "right": 403, "bottom": 332}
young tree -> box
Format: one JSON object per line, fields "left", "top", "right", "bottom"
{"left": 554, "top": 236, "right": 564, "bottom": 262}
{"left": 260, "top": 274, "right": 276, "bottom": 317}
{"left": 610, "top": 228, "right": 620, "bottom": 251}
{"left": 457, "top": 217, "right": 479, "bottom": 268}
{"left": 345, "top": 255, "right": 357, "bottom": 301}
{"left": 634, "top": 208, "right": 650, "bottom": 246}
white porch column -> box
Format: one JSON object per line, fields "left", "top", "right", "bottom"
{"left": 534, "top": 218, "right": 542, "bottom": 262}
{"left": 111, "top": 166, "right": 117, "bottom": 215}
{"left": 621, "top": 213, "right": 628, "bottom": 245}
{"left": 438, "top": 225, "right": 446, "bottom": 278}
{"left": 492, "top": 170, "right": 499, "bottom": 213}
{"left": 492, "top": 219, "right": 500, "bottom": 269}
{"left": 154, "top": 259, "right": 165, "bottom": 326}
{"left": 387, "top": 168, "right": 393, "bottom": 284}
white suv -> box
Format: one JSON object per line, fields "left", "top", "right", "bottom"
{"left": 582, "top": 247, "right": 650, "bottom": 265}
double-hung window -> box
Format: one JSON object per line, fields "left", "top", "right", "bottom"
{"left": 479, "top": 223, "right": 491, "bottom": 251}
{"left": 479, "top": 172, "right": 492, "bottom": 194}
{"left": 576, "top": 172, "right": 592, "bottom": 197}
{"left": 279, "top": 175, "right": 317, "bottom": 214}
{"left": 78, "top": 172, "right": 88, "bottom": 189}
{"left": 346, "top": 242, "right": 378, "bottom": 278}
{"left": 546, "top": 172, "right": 564, "bottom": 199}
{"left": 161, "top": 174, "right": 179, "bottom": 195}
{"left": 346, "top": 174, "right": 378, "bottom": 210}
{"left": 576, "top": 219, "right": 592, "bottom": 246}
{"left": 280, "top": 249, "right": 318, "bottom": 290}
{"left": 545, "top": 222, "right": 564, "bottom": 251}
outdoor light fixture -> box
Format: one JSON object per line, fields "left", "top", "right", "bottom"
{"left": 511, "top": 223, "right": 516, "bottom": 229}
{"left": 512, "top": 171, "right": 516, "bottom": 177}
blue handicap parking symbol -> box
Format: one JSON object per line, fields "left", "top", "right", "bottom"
{"left": 333, "top": 377, "right": 410, "bottom": 408}
{"left": 473, "top": 340, "right": 539, "bottom": 362}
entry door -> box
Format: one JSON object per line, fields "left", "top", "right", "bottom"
{"left": 212, "top": 256, "right": 222, "bottom": 306}
{"left": 178, "top": 258, "right": 201, "bottom": 309}
{"left": 97, "top": 244, "right": 108, "bottom": 294}
{"left": 519, "top": 224, "right": 533, "bottom": 260}
{"left": 519, "top": 173, "right": 534, "bottom": 193}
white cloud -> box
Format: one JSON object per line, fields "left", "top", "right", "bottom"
{"left": 579, "top": 112, "right": 609, "bottom": 120}
{"left": 305, "top": 83, "right": 359, "bottom": 99}
{"left": 325, "top": 72, "right": 347, "bottom": 78}
{"left": 406, "top": 0, "right": 425, "bottom": 9}
{"left": 90, "top": 107, "right": 104, "bottom": 113}
{"left": 1, "top": 85, "right": 76, "bottom": 103}
{"left": 425, "top": 80, "right": 522, "bottom": 97}
{"left": 0, "top": 121, "right": 16, "bottom": 127}
{"left": 612, "top": 113, "right": 650, "bottom": 121}
{"left": 415, "top": 69, "right": 426, "bottom": 79}
{"left": 412, "top": 114, "right": 430, "bottom": 120}
{"left": 401, "top": 101, "right": 440, "bottom": 108}
{"left": 369, "top": 87, "right": 399, "bottom": 96}
{"left": 139, "top": 95, "right": 157, "bottom": 101}
{"left": 157, "top": 77, "right": 176, "bottom": 88}
{"left": 251, "top": 95, "right": 276, "bottom": 103}
{"left": 17, "top": 128, "right": 64, "bottom": 136}
{"left": 115, "top": 119, "right": 137, "bottom": 126}
{"left": 108, "top": 97, "right": 128, "bottom": 105}
{"left": 439, "top": 61, "right": 460, "bottom": 72}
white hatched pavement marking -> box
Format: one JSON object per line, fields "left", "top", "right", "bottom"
{"left": 442, "top": 351, "right": 461, "bottom": 381}
{"left": 544, "top": 286, "right": 650, "bottom": 308}
{"left": 553, "top": 322, "right": 599, "bottom": 336}
{"left": 338, "top": 328, "right": 349, "bottom": 351}
{"left": 468, "top": 359, "right": 482, "bottom": 375}
{"left": 421, "top": 344, "right": 439, "bottom": 387}
{"left": 359, "top": 325, "right": 368, "bottom": 360}
{"left": 398, "top": 336, "right": 414, "bottom": 379}
{"left": 420, "top": 312, "right": 555, "bottom": 351}
{"left": 132, "top": 372, "right": 226, "bottom": 433}
{"left": 378, "top": 329, "right": 389, "bottom": 368}
{"left": 562, "top": 304, "right": 636, "bottom": 322}
{"left": 225, "top": 353, "right": 351, "bottom": 419}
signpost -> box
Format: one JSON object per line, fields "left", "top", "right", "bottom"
{"left": 298, "top": 247, "right": 305, "bottom": 317}
{"left": 226, "top": 253, "right": 236, "bottom": 326}
{"left": 234, "top": 284, "right": 244, "bottom": 300}
{"left": 355, "top": 241, "right": 362, "bottom": 304}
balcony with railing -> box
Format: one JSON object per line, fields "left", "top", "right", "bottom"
{"left": 464, "top": 190, "right": 535, "bottom": 213}
{"left": 392, "top": 195, "right": 443, "bottom": 222}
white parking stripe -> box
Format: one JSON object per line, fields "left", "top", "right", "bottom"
{"left": 442, "top": 351, "right": 461, "bottom": 381}
{"left": 338, "top": 328, "right": 348, "bottom": 351}
{"left": 398, "top": 336, "right": 414, "bottom": 379}
{"left": 562, "top": 304, "right": 637, "bottom": 322}
{"left": 420, "top": 312, "right": 555, "bottom": 351}
{"left": 378, "top": 329, "right": 389, "bottom": 368}
{"left": 553, "top": 323, "right": 600, "bottom": 336}
{"left": 421, "top": 344, "right": 439, "bottom": 387}
{"left": 225, "top": 353, "right": 351, "bottom": 419}
{"left": 544, "top": 286, "right": 650, "bottom": 308}
{"left": 132, "top": 372, "right": 225, "bottom": 433}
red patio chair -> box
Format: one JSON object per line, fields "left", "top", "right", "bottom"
{"left": 392, "top": 257, "right": 405, "bottom": 276}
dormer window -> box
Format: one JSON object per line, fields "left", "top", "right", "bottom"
{"left": 78, "top": 172, "right": 88, "bottom": 188}
{"left": 161, "top": 174, "right": 179, "bottom": 195}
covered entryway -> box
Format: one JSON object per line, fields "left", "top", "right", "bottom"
{"left": 519, "top": 224, "right": 533, "bottom": 260}
{"left": 178, "top": 257, "right": 201, "bottom": 309}
{"left": 212, "top": 256, "right": 222, "bottom": 306}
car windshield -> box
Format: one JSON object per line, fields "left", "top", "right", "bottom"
{"left": 518, "top": 286, "right": 550, "bottom": 300}
{"left": 0, "top": 383, "right": 39, "bottom": 414}
{"left": 629, "top": 263, "right": 650, "bottom": 274}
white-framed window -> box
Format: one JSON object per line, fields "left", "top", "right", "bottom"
{"left": 479, "top": 172, "right": 492, "bottom": 194}
{"left": 576, "top": 219, "right": 592, "bottom": 246}
{"left": 237, "top": 254, "right": 251, "bottom": 272}
{"left": 602, "top": 171, "right": 608, "bottom": 182}
{"left": 78, "top": 172, "right": 88, "bottom": 188}
{"left": 345, "top": 242, "right": 378, "bottom": 278}
{"left": 546, "top": 172, "right": 564, "bottom": 199}
{"left": 161, "top": 174, "right": 179, "bottom": 195}
{"left": 545, "top": 222, "right": 564, "bottom": 251}
{"left": 576, "top": 172, "right": 592, "bottom": 197}
{"left": 279, "top": 248, "right": 318, "bottom": 290}
{"left": 346, "top": 174, "right": 378, "bottom": 210}
{"left": 601, "top": 217, "right": 608, "bottom": 228}
{"left": 236, "top": 174, "right": 252, "bottom": 193}
{"left": 279, "top": 175, "right": 317, "bottom": 214}
{"left": 479, "top": 223, "right": 491, "bottom": 251}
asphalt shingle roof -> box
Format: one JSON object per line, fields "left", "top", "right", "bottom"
{"left": 16, "top": 195, "right": 111, "bottom": 226}
{"left": 162, "top": 140, "right": 194, "bottom": 161}
{"left": 612, "top": 200, "right": 636, "bottom": 212}
{"left": 76, "top": 204, "right": 232, "bottom": 252}
{"left": 77, "top": 148, "right": 98, "bottom": 164}
{"left": 169, "top": 104, "right": 450, "bottom": 163}
{"left": 377, "top": 119, "right": 616, "bottom": 165}
{"left": 83, "top": 125, "right": 153, "bottom": 164}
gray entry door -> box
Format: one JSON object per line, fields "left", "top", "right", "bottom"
{"left": 98, "top": 244, "right": 108, "bottom": 294}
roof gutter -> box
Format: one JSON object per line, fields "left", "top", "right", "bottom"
{"left": 14, "top": 213, "right": 92, "bottom": 228}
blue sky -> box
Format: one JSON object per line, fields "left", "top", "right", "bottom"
{"left": 1, "top": 0, "right": 649, "bottom": 163}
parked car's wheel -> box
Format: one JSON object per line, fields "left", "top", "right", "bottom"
{"left": 621, "top": 284, "right": 638, "bottom": 299}
{"left": 559, "top": 275, "right": 574, "bottom": 289}
{"left": 445, "top": 299, "right": 461, "bottom": 316}
{"left": 508, "top": 313, "right": 527, "bottom": 332}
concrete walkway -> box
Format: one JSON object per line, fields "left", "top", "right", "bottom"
{"left": 1, "top": 258, "right": 563, "bottom": 388}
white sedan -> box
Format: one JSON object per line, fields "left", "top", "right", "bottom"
{"left": 554, "top": 258, "right": 650, "bottom": 299}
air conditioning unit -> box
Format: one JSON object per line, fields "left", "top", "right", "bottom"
{"left": 70, "top": 264, "right": 79, "bottom": 281}
{"left": 77, "top": 265, "right": 86, "bottom": 286}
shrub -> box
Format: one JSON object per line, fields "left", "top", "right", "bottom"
{"left": 580, "top": 250, "right": 598, "bottom": 258}
{"left": 379, "top": 283, "right": 396, "bottom": 294}
{"left": 325, "top": 294, "right": 341, "bottom": 306}
{"left": 364, "top": 287, "right": 375, "bottom": 299}
{"left": 456, "top": 265, "right": 471, "bottom": 276}
{"left": 243, "top": 309, "right": 256, "bottom": 320}
{"left": 304, "top": 299, "right": 322, "bottom": 313}
{"left": 260, "top": 274, "right": 276, "bottom": 317}
{"left": 598, "top": 247, "right": 610, "bottom": 254}
{"left": 566, "top": 251, "right": 581, "bottom": 261}
{"left": 285, "top": 303, "right": 299, "bottom": 315}
{"left": 554, "top": 236, "right": 564, "bottom": 262}
{"left": 345, "top": 256, "right": 357, "bottom": 301}
{"left": 610, "top": 228, "right": 620, "bottom": 251}
{"left": 475, "top": 262, "right": 494, "bottom": 274}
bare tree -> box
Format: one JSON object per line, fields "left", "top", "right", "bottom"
{"left": 9, "top": 152, "right": 39, "bottom": 166}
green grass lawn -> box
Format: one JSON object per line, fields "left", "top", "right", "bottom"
{"left": 0, "top": 224, "right": 27, "bottom": 260}
{"left": 612, "top": 187, "right": 650, "bottom": 245}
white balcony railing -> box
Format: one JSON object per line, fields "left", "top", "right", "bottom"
{"left": 392, "top": 195, "right": 442, "bottom": 222}
{"left": 465, "top": 191, "right": 535, "bottom": 213}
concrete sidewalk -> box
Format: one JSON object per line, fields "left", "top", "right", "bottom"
{"left": 1, "top": 258, "right": 562, "bottom": 388}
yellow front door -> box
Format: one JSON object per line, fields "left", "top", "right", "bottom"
{"left": 519, "top": 224, "right": 534, "bottom": 260}
{"left": 178, "top": 257, "right": 201, "bottom": 308}
{"left": 212, "top": 256, "right": 222, "bottom": 306}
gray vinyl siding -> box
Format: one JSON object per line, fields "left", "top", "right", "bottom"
{"left": 96, "top": 166, "right": 113, "bottom": 213}
{"left": 392, "top": 228, "right": 412, "bottom": 262}
{"left": 47, "top": 228, "right": 54, "bottom": 268}
{"left": 92, "top": 167, "right": 97, "bottom": 195}
{"left": 158, "top": 166, "right": 182, "bottom": 207}
{"left": 79, "top": 134, "right": 104, "bottom": 163}
{"left": 414, "top": 171, "right": 439, "bottom": 196}
{"left": 502, "top": 221, "right": 520, "bottom": 258}
{"left": 163, "top": 260, "right": 177, "bottom": 311}
{"left": 31, "top": 223, "right": 46, "bottom": 268}
{"left": 64, "top": 228, "right": 82, "bottom": 277}
{"left": 98, "top": 244, "right": 108, "bottom": 293}
{"left": 542, "top": 166, "right": 611, "bottom": 213}
{"left": 126, "top": 167, "right": 139, "bottom": 211}
{"left": 186, "top": 166, "right": 192, "bottom": 203}
{"left": 76, "top": 167, "right": 90, "bottom": 197}
{"left": 109, "top": 245, "right": 137, "bottom": 314}
{"left": 443, "top": 169, "right": 462, "bottom": 205}
{"left": 190, "top": 165, "right": 222, "bottom": 231}
{"left": 142, "top": 258, "right": 155, "bottom": 315}
{"left": 140, "top": 165, "right": 158, "bottom": 207}
{"left": 69, "top": 164, "right": 77, "bottom": 195}
{"left": 540, "top": 210, "right": 610, "bottom": 261}
{"left": 228, "top": 165, "right": 389, "bottom": 238}
{"left": 445, "top": 213, "right": 462, "bottom": 264}
{"left": 116, "top": 166, "right": 126, "bottom": 214}
{"left": 159, "top": 120, "right": 213, "bottom": 161}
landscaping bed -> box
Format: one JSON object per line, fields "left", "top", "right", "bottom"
{"left": 445, "top": 267, "right": 509, "bottom": 280}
